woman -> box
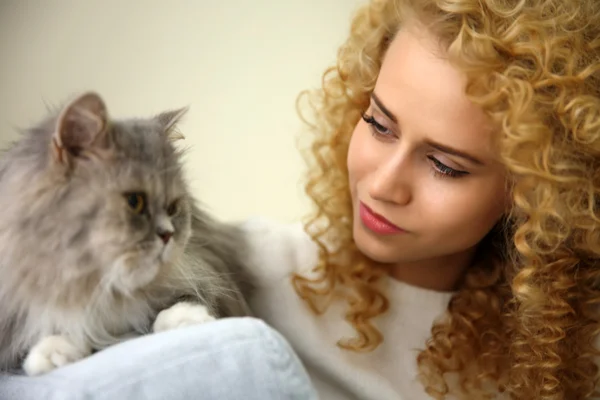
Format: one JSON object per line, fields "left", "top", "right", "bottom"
{"left": 2, "top": 0, "right": 598, "bottom": 399}
{"left": 244, "top": 0, "right": 600, "bottom": 398}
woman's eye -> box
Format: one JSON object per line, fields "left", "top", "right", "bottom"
{"left": 428, "top": 156, "right": 469, "bottom": 179}
{"left": 166, "top": 200, "right": 178, "bottom": 216}
{"left": 125, "top": 192, "right": 146, "bottom": 214}
{"left": 362, "top": 113, "right": 393, "bottom": 138}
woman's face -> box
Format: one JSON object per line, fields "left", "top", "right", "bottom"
{"left": 347, "top": 24, "right": 507, "bottom": 289}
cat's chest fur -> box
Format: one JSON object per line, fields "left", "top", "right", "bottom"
{"left": 24, "top": 286, "right": 171, "bottom": 351}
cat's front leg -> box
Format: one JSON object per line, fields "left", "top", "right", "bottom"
{"left": 23, "top": 335, "right": 91, "bottom": 376}
{"left": 153, "top": 302, "right": 216, "bottom": 333}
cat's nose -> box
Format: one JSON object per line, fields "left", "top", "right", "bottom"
{"left": 157, "top": 229, "right": 173, "bottom": 244}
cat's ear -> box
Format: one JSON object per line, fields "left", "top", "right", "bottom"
{"left": 52, "top": 92, "right": 110, "bottom": 165}
{"left": 156, "top": 107, "right": 188, "bottom": 142}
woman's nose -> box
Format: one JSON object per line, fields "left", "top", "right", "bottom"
{"left": 368, "top": 155, "right": 412, "bottom": 205}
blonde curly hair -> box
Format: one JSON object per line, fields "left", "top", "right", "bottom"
{"left": 291, "top": 0, "right": 600, "bottom": 398}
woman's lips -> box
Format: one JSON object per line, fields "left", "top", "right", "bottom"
{"left": 359, "top": 202, "right": 406, "bottom": 235}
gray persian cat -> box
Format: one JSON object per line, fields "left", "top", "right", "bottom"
{"left": 0, "top": 92, "right": 252, "bottom": 376}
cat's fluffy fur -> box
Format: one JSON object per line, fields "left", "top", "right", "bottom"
{"left": 0, "top": 92, "right": 253, "bottom": 375}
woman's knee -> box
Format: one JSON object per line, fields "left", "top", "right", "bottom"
{"left": 0, "top": 317, "right": 317, "bottom": 400}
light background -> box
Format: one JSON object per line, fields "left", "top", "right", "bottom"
{"left": 0, "top": 0, "right": 363, "bottom": 223}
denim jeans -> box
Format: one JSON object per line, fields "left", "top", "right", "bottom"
{"left": 0, "top": 317, "right": 318, "bottom": 400}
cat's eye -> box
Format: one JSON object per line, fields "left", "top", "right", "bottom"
{"left": 166, "top": 200, "right": 179, "bottom": 216}
{"left": 125, "top": 192, "right": 146, "bottom": 214}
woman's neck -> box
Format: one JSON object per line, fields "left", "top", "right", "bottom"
{"left": 387, "top": 247, "right": 476, "bottom": 292}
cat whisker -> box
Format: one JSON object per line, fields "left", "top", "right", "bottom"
{"left": 156, "top": 165, "right": 182, "bottom": 175}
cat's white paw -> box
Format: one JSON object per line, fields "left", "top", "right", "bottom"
{"left": 153, "top": 302, "right": 216, "bottom": 333}
{"left": 23, "top": 335, "right": 90, "bottom": 376}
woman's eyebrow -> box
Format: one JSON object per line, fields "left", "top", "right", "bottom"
{"left": 371, "top": 92, "right": 484, "bottom": 166}
{"left": 425, "top": 140, "right": 485, "bottom": 166}
{"left": 371, "top": 92, "right": 397, "bottom": 123}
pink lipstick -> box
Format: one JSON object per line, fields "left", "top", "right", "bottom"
{"left": 359, "top": 202, "right": 405, "bottom": 235}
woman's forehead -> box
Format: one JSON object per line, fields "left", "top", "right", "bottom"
{"left": 374, "top": 26, "right": 497, "bottom": 159}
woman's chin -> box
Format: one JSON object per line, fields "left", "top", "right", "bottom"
{"left": 353, "top": 223, "right": 403, "bottom": 265}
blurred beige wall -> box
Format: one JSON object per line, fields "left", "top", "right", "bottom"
{"left": 0, "top": 0, "right": 362, "bottom": 223}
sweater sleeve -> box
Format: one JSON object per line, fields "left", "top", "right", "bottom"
{"left": 237, "top": 216, "right": 319, "bottom": 287}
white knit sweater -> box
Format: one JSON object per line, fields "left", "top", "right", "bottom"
{"left": 240, "top": 217, "right": 457, "bottom": 400}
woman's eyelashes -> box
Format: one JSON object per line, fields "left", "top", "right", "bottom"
{"left": 362, "top": 112, "right": 394, "bottom": 138}
{"left": 427, "top": 156, "right": 469, "bottom": 178}
{"left": 361, "top": 112, "right": 469, "bottom": 179}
